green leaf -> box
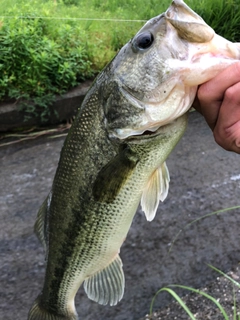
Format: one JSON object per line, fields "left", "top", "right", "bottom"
{"left": 169, "top": 285, "right": 229, "bottom": 320}
{"left": 150, "top": 287, "right": 196, "bottom": 320}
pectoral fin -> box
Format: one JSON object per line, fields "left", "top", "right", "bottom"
{"left": 84, "top": 254, "right": 125, "bottom": 306}
{"left": 93, "top": 148, "right": 139, "bottom": 203}
{"left": 141, "top": 162, "right": 170, "bottom": 221}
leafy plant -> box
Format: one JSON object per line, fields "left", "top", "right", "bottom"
{"left": 0, "top": 0, "right": 240, "bottom": 121}
{"left": 62, "top": 0, "right": 80, "bottom": 5}
{"left": 150, "top": 265, "right": 240, "bottom": 320}
{"left": 0, "top": 13, "right": 93, "bottom": 121}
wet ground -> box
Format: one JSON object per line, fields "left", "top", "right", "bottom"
{"left": 1, "top": 111, "right": 240, "bottom": 320}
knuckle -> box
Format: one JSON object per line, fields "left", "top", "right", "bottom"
{"left": 213, "top": 124, "right": 240, "bottom": 153}
{"left": 213, "top": 128, "right": 232, "bottom": 152}
{"left": 224, "top": 86, "right": 237, "bottom": 102}
{"left": 224, "top": 81, "right": 240, "bottom": 106}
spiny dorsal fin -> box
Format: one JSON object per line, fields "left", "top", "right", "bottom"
{"left": 141, "top": 162, "right": 170, "bottom": 221}
{"left": 93, "top": 147, "right": 139, "bottom": 203}
{"left": 84, "top": 254, "right": 125, "bottom": 306}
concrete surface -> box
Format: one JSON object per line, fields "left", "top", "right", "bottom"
{"left": 0, "top": 111, "right": 240, "bottom": 320}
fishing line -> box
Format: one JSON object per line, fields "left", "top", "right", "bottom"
{"left": 0, "top": 15, "right": 146, "bottom": 22}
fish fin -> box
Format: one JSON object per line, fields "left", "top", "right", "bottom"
{"left": 28, "top": 297, "right": 77, "bottom": 320}
{"left": 34, "top": 192, "right": 51, "bottom": 253}
{"left": 93, "top": 147, "right": 139, "bottom": 203}
{"left": 141, "top": 162, "right": 170, "bottom": 222}
{"left": 84, "top": 254, "right": 125, "bottom": 306}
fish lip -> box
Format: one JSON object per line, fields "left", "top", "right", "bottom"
{"left": 125, "top": 123, "right": 170, "bottom": 142}
{"left": 127, "top": 129, "right": 160, "bottom": 141}
{"left": 125, "top": 114, "right": 188, "bottom": 145}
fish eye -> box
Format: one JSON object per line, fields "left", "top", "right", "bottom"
{"left": 133, "top": 31, "right": 154, "bottom": 51}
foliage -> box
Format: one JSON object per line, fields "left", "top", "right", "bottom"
{"left": 150, "top": 265, "right": 240, "bottom": 320}
{"left": 0, "top": 11, "right": 92, "bottom": 121}
{"left": 62, "top": 0, "right": 80, "bottom": 5}
{"left": 188, "top": 0, "right": 240, "bottom": 42}
{"left": 0, "top": 0, "right": 240, "bottom": 120}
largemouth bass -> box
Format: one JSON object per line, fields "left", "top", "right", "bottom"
{"left": 28, "top": 1, "right": 240, "bottom": 319}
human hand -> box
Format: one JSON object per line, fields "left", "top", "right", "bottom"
{"left": 193, "top": 62, "right": 240, "bottom": 154}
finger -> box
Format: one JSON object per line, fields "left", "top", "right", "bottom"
{"left": 196, "top": 84, "right": 222, "bottom": 130}
{"left": 191, "top": 94, "right": 201, "bottom": 113}
{"left": 213, "top": 82, "right": 240, "bottom": 153}
{"left": 196, "top": 62, "right": 240, "bottom": 130}
{"left": 199, "top": 62, "right": 240, "bottom": 102}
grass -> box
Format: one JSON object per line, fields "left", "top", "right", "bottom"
{"left": 149, "top": 206, "right": 240, "bottom": 319}
{"left": 1, "top": 0, "right": 240, "bottom": 72}
{"left": 0, "top": 0, "right": 169, "bottom": 71}
{"left": 1, "top": 0, "right": 240, "bottom": 120}
{"left": 150, "top": 265, "right": 240, "bottom": 320}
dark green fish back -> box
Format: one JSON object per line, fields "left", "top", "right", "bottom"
{"left": 30, "top": 84, "right": 120, "bottom": 318}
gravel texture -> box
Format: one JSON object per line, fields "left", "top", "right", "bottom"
{"left": 142, "top": 266, "right": 240, "bottom": 320}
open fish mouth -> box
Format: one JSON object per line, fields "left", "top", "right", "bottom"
{"left": 109, "top": 79, "right": 195, "bottom": 141}
{"left": 127, "top": 129, "right": 162, "bottom": 141}
{"left": 125, "top": 119, "right": 182, "bottom": 142}
{"left": 115, "top": 124, "right": 163, "bottom": 142}
{"left": 115, "top": 101, "right": 190, "bottom": 141}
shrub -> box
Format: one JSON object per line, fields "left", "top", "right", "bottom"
{"left": 0, "top": 13, "right": 93, "bottom": 121}
{"left": 0, "top": 0, "right": 240, "bottom": 122}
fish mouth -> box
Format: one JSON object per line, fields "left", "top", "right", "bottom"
{"left": 112, "top": 82, "right": 193, "bottom": 141}
{"left": 126, "top": 123, "right": 170, "bottom": 142}
{"left": 125, "top": 114, "right": 188, "bottom": 145}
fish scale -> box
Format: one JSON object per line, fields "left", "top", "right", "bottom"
{"left": 28, "top": 1, "right": 240, "bottom": 319}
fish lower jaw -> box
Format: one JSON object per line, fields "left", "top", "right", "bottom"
{"left": 123, "top": 117, "right": 187, "bottom": 142}
{"left": 110, "top": 125, "right": 161, "bottom": 141}
{"left": 112, "top": 124, "right": 171, "bottom": 141}
{"left": 126, "top": 127, "right": 163, "bottom": 140}
{"left": 114, "top": 110, "right": 190, "bottom": 141}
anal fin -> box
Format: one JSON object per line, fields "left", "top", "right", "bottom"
{"left": 84, "top": 254, "right": 125, "bottom": 306}
{"left": 141, "top": 162, "right": 170, "bottom": 222}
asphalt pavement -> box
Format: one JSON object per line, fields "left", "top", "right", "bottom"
{"left": 1, "top": 111, "right": 240, "bottom": 320}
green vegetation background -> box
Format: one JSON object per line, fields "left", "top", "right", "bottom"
{"left": 0, "top": 0, "right": 240, "bottom": 120}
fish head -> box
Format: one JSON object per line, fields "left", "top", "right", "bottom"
{"left": 102, "top": 0, "right": 240, "bottom": 140}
